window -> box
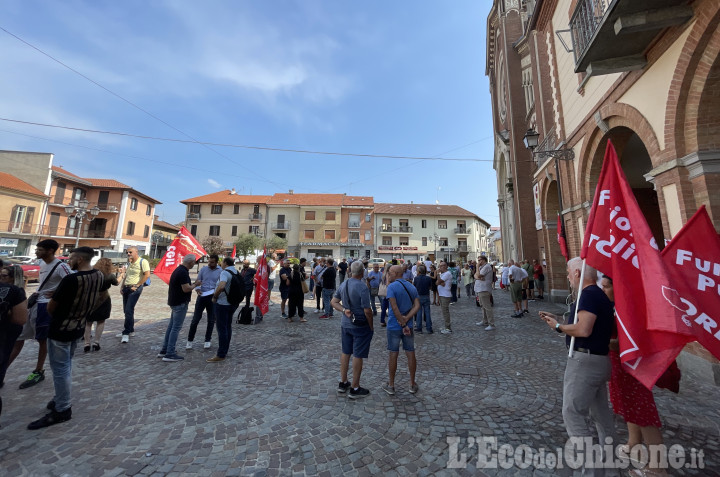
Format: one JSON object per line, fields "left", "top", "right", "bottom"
{"left": 348, "top": 213, "right": 360, "bottom": 227}
{"left": 325, "top": 229, "right": 336, "bottom": 240}
{"left": 98, "top": 191, "right": 109, "bottom": 209}
{"left": 9, "top": 205, "right": 35, "bottom": 233}
{"left": 305, "top": 211, "right": 315, "bottom": 221}
{"left": 249, "top": 225, "right": 260, "bottom": 235}
{"left": 365, "top": 231, "right": 371, "bottom": 241}
{"left": 399, "top": 219, "right": 409, "bottom": 227}
{"left": 130, "top": 198, "right": 138, "bottom": 211}
{"left": 211, "top": 204, "right": 223, "bottom": 214}
{"left": 382, "top": 236, "right": 392, "bottom": 246}
{"left": 190, "top": 204, "right": 201, "bottom": 213}
{"left": 304, "top": 229, "right": 315, "bottom": 239}
{"left": 522, "top": 67, "right": 535, "bottom": 114}
{"left": 233, "top": 204, "right": 240, "bottom": 214}
{"left": 143, "top": 225, "right": 150, "bottom": 238}
{"left": 54, "top": 181, "right": 66, "bottom": 204}
{"left": 209, "top": 225, "right": 220, "bottom": 236}
{"left": 422, "top": 237, "right": 427, "bottom": 246}
{"left": 366, "top": 213, "right": 371, "bottom": 222}
{"left": 231, "top": 225, "right": 238, "bottom": 236}
{"left": 73, "top": 187, "right": 86, "bottom": 206}
{"left": 439, "top": 237, "right": 448, "bottom": 246}
{"left": 326, "top": 211, "right": 336, "bottom": 221}
{"left": 190, "top": 224, "right": 197, "bottom": 236}
{"left": 438, "top": 220, "right": 447, "bottom": 229}
{"left": 127, "top": 221, "right": 136, "bottom": 236}
{"left": 399, "top": 237, "right": 409, "bottom": 246}
{"left": 349, "top": 231, "right": 360, "bottom": 240}
{"left": 253, "top": 204, "right": 260, "bottom": 214}
{"left": 146, "top": 204, "right": 152, "bottom": 216}
{"left": 421, "top": 219, "right": 427, "bottom": 228}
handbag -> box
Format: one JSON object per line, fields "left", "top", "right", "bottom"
{"left": 378, "top": 278, "right": 388, "bottom": 297}
{"left": 301, "top": 275, "right": 309, "bottom": 294}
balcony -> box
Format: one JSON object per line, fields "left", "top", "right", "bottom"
{"left": 454, "top": 227, "right": 471, "bottom": 236}
{"left": 186, "top": 212, "right": 201, "bottom": 220}
{"left": 570, "top": 0, "right": 692, "bottom": 75}
{"left": 271, "top": 222, "right": 291, "bottom": 230}
{"left": 348, "top": 238, "right": 362, "bottom": 245}
{"left": 38, "top": 224, "right": 114, "bottom": 239}
{"left": 380, "top": 224, "right": 413, "bottom": 234}
{"left": 457, "top": 245, "right": 470, "bottom": 253}
{"left": 347, "top": 221, "right": 361, "bottom": 228}
{"left": 152, "top": 236, "right": 174, "bottom": 245}
{"left": 5, "top": 222, "right": 33, "bottom": 234}
{"left": 249, "top": 213, "right": 263, "bottom": 221}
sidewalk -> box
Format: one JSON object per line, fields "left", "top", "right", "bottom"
{"left": 0, "top": 279, "right": 717, "bottom": 476}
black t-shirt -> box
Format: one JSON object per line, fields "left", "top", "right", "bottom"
{"left": 278, "top": 266, "right": 293, "bottom": 290}
{"left": 50, "top": 270, "right": 104, "bottom": 342}
{"left": 241, "top": 267, "right": 256, "bottom": 290}
{"left": 338, "top": 262, "right": 348, "bottom": 274}
{"left": 168, "top": 265, "right": 192, "bottom": 306}
{"left": 565, "top": 284, "right": 614, "bottom": 354}
{"left": 323, "top": 267, "right": 337, "bottom": 290}
{"left": 1, "top": 283, "right": 26, "bottom": 326}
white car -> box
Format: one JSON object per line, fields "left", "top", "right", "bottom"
{"left": 368, "top": 258, "right": 386, "bottom": 268}
{"left": 7, "top": 255, "right": 35, "bottom": 264}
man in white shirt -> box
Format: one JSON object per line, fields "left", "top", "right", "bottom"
{"left": 507, "top": 260, "right": 528, "bottom": 318}
{"left": 474, "top": 256, "right": 495, "bottom": 330}
{"left": 435, "top": 261, "right": 453, "bottom": 334}
{"left": 10, "top": 239, "right": 72, "bottom": 390}
{"left": 267, "top": 254, "right": 277, "bottom": 305}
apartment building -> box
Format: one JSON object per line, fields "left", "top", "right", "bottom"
{"left": 373, "top": 203, "right": 490, "bottom": 263}
{"left": 150, "top": 216, "right": 181, "bottom": 259}
{"left": 0, "top": 172, "right": 48, "bottom": 256}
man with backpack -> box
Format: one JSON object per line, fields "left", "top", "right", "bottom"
{"left": 208, "top": 257, "right": 242, "bottom": 362}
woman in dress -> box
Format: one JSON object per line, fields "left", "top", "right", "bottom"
{"left": 429, "top": 264, "right": 439, "bottom": 305}
{"left": 84, "top": 258, "right": 118, "bottom": 352}
{"left": 286, "top": 264, "right": 307, "bottom": 323}
{"left": 601, "top": 276, "right": 667, "bottom": 477}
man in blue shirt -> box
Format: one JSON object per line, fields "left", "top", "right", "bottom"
{"left": 207, "top": 258, "right": 240, "bottom": 362}
{"left": 186, "top": 254, "right": 221, "bottom": 350}
{"left": 366, "top": 263, "right": 383, "bottom": 316}
{"left": 382, "top": 265, "right": 421, "bottom": 396}
{"left": 412, "top": 264, "right": 433, "bottom": 333}
{"left": 331, "top": 261, "right": 373, "bottom": 399}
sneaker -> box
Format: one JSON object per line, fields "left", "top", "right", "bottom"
{"left": 116, "top": 332, "right": 135, "bottom": 338}
{"left": 475, "top": 322, "right": 484, "bottom": 326}
{"left": 348, "top": 387, "right": 370, "bottom": 399}
{"left": 204, "top": 341, "right": 211, "bottom": 349}
{"left": 382, "top": 383, "right": 396, "bottom": 395}
{"left": 28, "top": 408, "right": 72, "bottom": 430}
{"left": 314, "top": 309, "right": 321, "bottom": 313}
{"left": 206, "top": 356, "right": 225, "bottom": 362}
{"left": 427, "top": 330, "right": 434, "bottom": 334}
{"left": 415, "top": 328, "right": 423, "bottom": 334}
{"left": 524, "top": 309, "right": 529, "bottom": 314}
{"left": 440, "top": 329, "right": 452, "bottom": 334}
{"left": 318, "top": 314, "right": 329, "bottom": 319}
{"left": 19, "top": 370, "right": 45, "bottom": 389}
{"left": 485, "top": 325, "right": 496, "bottom": 331}
{"left": 186, "top": 340, "right": 193, "bottom": 350}
{"left": 337, "top": 381, "right": 351, "bottom": 394}
{"left": 162, "top": 354, "right": 184, "bottom": 362}
{"left": 156, "top": 351, "right": 166, "bottom": 358}
{"left": 121, "top": 335, "right": 129, "bottom": 343}
{"left": 409, "top": 383, "right": 419, "bottom": 394}
{"left": 512, "top": 312, "right": 523, "bottom": 318}
{"left": 282, "top": 313, "right": 287, "bottom": 318}
{"left": 309, "top": 294, "right": 314, "bottom": 299}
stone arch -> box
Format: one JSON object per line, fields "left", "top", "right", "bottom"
{"left": 665, "top": 2, "right": 720, "bottom": 157}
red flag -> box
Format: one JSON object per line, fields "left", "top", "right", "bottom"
{"left": 557, "top": 213, "right": 569, "bottom": 262}
{"left": 152, "top": 227, "right": 208, "bottom": 284}
{"left": 232, "top": 244, "right": 236, "bottom": 259}
{"left": 659, "top": 206, "right": 720, "bottom": 360}
{"left": 580, "top": 140, "right": 690, "bottom": 389}
{"left": 253, "top": 246, "right": 269, "bottom": 315}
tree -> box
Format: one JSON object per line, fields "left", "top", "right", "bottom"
{"left": 266, "top": 234, "right": 288, "bottom": 254}
{"left": 234, "top": 233, "right": 262, "bottom": 259}
{"left": 201, "top": 236, "right": 225, "bottom": 256}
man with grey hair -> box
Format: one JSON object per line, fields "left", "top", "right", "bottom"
{"left": 158, "top": 254, "right": 200, "bottom": 362}
{"left": 474, "top": 256, "right": 495, "bottom": 330}
{"left": 540, "top": 257, "right": 617, "bottom": 475}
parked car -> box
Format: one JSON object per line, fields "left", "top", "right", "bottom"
{"left": 368, "top": 258, "right": 386, "bottom": 268}
{"left": 7, "top": 256, "right": 35, "bottom": 264}
{"left": 19, "top": 259, "right": 41, "bottom": 282}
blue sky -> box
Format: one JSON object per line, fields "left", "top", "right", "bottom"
{"left": 1, "top": 1, "right": 496, "bottom": 226}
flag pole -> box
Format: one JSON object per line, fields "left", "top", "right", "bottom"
{"left": 567, "top": 258, "right": 587, "bottom": 358}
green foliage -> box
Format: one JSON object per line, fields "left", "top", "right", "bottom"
{"left": 266, "top": 234, "right": 288, "bottom": 253}
{"left": 201, "top": 236, "right": 225, "bottom": 256}
{"left": 234, "top": 233, "right": 262, "bottom": 259}
{"left": 288, "top": 257, "right": 300, "bottom": 265}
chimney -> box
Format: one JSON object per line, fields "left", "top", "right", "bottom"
{"left": 289, "top": 189, "right": 294, "bottom": 194}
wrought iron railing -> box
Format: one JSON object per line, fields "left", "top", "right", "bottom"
{"left": 570, "top": 0, "right": 610, "bottom": 65}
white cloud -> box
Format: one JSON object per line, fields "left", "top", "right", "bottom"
{"left": 207, "top": 179, "right": 222, "bottom": 189}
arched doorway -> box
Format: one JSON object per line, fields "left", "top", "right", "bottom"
{"left": 542, "top": 178, "right": 568, "bottom": 298}
{"left": 588, "top": 127, "right": 665, "bottom": 248}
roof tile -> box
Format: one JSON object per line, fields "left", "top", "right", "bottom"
{"left": 181, "top": 190, "right": 272, "bottom": 204}
{"left": 374, "top": 203, "right": 479, "bottom": 218}
{"left": 0, "top": 172, "right": 47, "bottom": 197}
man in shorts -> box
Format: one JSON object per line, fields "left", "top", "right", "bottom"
{"left": 331, "top": 261, "right": 373, "bottom": 399}
{"left": 507, "top": 260, "right": 528, "bottom": 317}
{"left": 382, "top": 265, "right": 421, "bottom": 395}
{"left": 9, "top": 239, "right": 72, "bottom": 390}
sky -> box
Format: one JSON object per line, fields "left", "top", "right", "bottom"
{"left": 0, "top": 1, "right": 497, "bottom": 226}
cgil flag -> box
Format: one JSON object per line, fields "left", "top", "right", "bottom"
{"left": 153, "top": 227, "right": 208, "bottom": 284}
{"left": 253, "top": 246, "right": 269, "bottom": 315}
{"left": 580, "top": 140, "right": 690, "bottom": 389}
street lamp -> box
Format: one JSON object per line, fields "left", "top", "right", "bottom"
{"left": 523, "top": 128, "right": 575, "bottom": 215}
{"left": 152, "top": 231, "right": 163, "bottom": 258}
{"left": 428, "top": 233, "right": 440, "bottom": 262}
{"left": 65, "top": 198, "right": 100, "bottom": 248}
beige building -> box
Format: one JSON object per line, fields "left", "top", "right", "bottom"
{"left": 373, "top": 203, "right": 490, "bottom": 263}
{"left": 0, "top": 172, "right": 48, "bottom": 256}
{"left": 150, "top": 216, "right": 180, "bottom": 259}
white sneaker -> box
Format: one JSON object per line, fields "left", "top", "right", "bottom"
{"left": 485, "top": 325, "right": 495, "bottom": 331}
{"left": 269, "top": 301, "right": 275, "bottom": 306}
{"left": 314, "top": 309, "right": 321, "bottom": 313}
{"left": 309, "top": 294, "right": 314, "bottom": 299}
{"left": 116, "top": 332, "right": 135, "bottom": 338}
{"left": 475, "top": 322, "right": 484, "bottom": 326}
{"left": 186, "top": 340, "right": 193, "bottom": 350}
{"left": 440, "top": 329, "right": 452, "bottom": 334}
{"left": 204, "top": 341, "right": 211, "bottom": 349}
{"left": 121, "top": 334, "right": 129, "bottom": 343}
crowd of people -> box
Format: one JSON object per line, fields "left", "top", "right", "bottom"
{"left": 0, "top": 244, "right": 675, "bottom": 475}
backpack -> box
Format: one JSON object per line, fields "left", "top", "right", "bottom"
{"left": 226, "top": 270, "right": 244, "bottom": 306}
{"left": 238, "top": 305, "right": 254, "bottom": 325}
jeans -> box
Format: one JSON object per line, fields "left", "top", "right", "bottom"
{"left": 451, "top": 284, "right": 458, "bottom": 302}
{"left": 465, "top": 283, "right": 473, "bottom": 297}
{"left": 188, "top": 294, "right": 215, "bottom": 342}
{"left": 339, "top": 273, "right": 345, "bottom": 285}
{"left": 416, "top": 295, "right": 433, "bottom": 331}
{"left": 161, "top": 303, "right": 189, "bottom": 356}
{"left": 370, "top": 288, "right": 379, "bottom": 314}
{"left": 214, "top": 303, "right": 237, "bottom": 358}
{"left": 121, "top": 285, "right": 144, "bottom": 335}
{"left": 380, "top": 297, "right": 389, "bottom": 324}
{"left": 323, "top": 288, "right": 335, "bottom": 316}
{"left": 309, "top": 278, "right": 315, "bottom": 293}
{"left": 439, "top": 296, "right": 452, "bottom": 330}
{"left": 48, "top": 339, "right": 77, "bottom": 412}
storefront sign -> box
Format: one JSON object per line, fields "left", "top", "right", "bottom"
{"left": 0, "top": 238, "right": 18, "bottom": 247}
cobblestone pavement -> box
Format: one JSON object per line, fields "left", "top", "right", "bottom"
{"left": 1, "top": 272, "right": 719, "bottom": 476}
